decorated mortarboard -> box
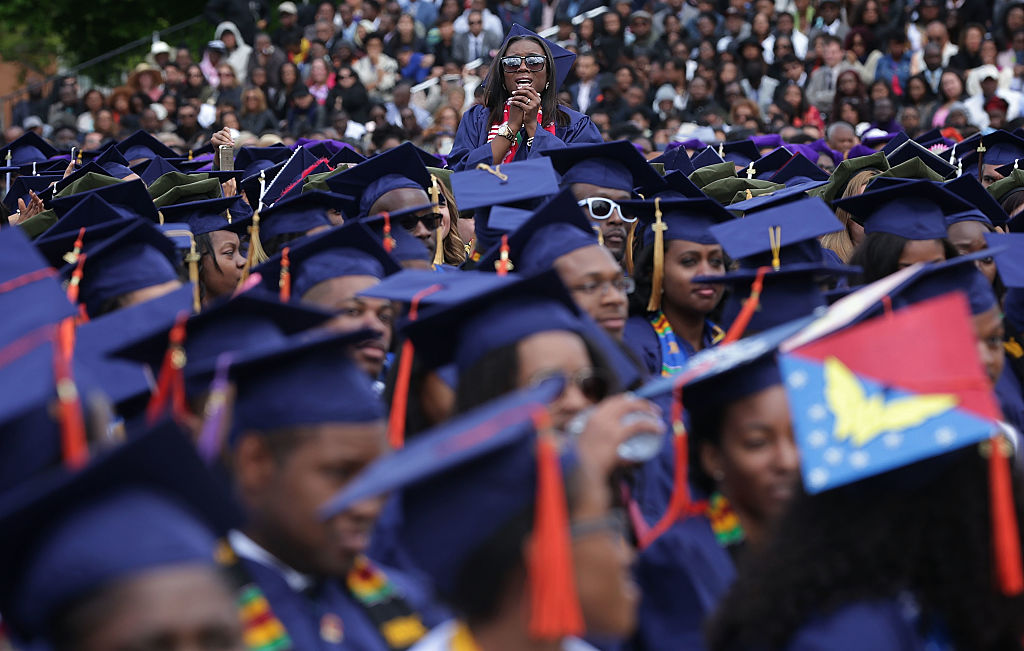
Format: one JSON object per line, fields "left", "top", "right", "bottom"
{"left": 701, "top": 177, "right": 781, "bottom": 205}
{"left": 811, "top": 151, "right": 890, "bottom": 203}
{"left": 500, "top": 23, "right": 575, "bottom": 90}
{"left": 329, "top": 146, "right": 367, "bottom": 167}
{"left": 474, "top": 190, "right": 598, "bottom": 274}
{"left": 325, "top": 142, "right": 430, "bottom": 216}
{"left": 451, "top": 157, "right": 559, "bottom": 212}
{"left": 885, "top": 139, "right": 956, "bottom": 178}
{"left": 944, "top": 174, "right": 1005, "bottom": 227}
{"left": 2, "top": 175, "right": 60, "bottom": 213}
{"left": 251, "top": 220, "right": 401, "bottom": 301}
{"left": 688, "top": 146, "right": 727, "bottom": 172}
{"left": 239, "top": 160, "right": 285, "bottom": 208}
{"left": 716, "top": 140, "right": 760, "bottom": 168}
{"left": 834, "top": 179, "right": 974, "bottom": 239}
{"left": 688, "top": 161, "right": 736, "bottom": 190}
{"left": 157, "top": 195, "right": 252, "bottom": 236}
{"left": 769, "top": 153, "right": 830, "bottom": 187}
{"left": 0, "top": 424, "right": 239, "bottom": 641}
{"left": 234, "top": 144, "right": 292, "bottom": 179}
{"left": 0, "top": 132, "right": 59, "bottom": 170}
{"left": 543, "top": 140, "right": 661, "bottom": 195}
{"left": 745, "top": 147, "right": 795, "bottom": 180}
{"left": 151, "top": 176, "right": 222, "bottom": 208}
{"left": 259, "top": 146, "right": 332, "bottom": 207}
{"left": 60, "top": 219, "right": 181, "bottom": 318}
{"left": 300, "top": 166, "right": 345, "bottom": 193}
{"left": 51, "top": 179, "right": 158, "bottom": 224}
{"left": 115, "top": 130, "right": 179, "bottom": 162}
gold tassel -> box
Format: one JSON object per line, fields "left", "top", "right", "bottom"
{"left": 646, "top": 198, "right": 666, "bottom": 313}
{"left": 157, "top": 210, "right": 165, "bottom": 225}
{"left": 769, "top": 225, "right": 782, "bottom": 271}
{"left": 430, "top": 174, "right": 444, "bottom": 266}
{"left": 977, "top": 143, "right": 987, "bottom": 179}
{"left": 624, "top": 221, "right": 636, "bottom": 275}
{"left": 238, "top": 211, "right": 268, "bottom": 286}
{"left": 163, "top": 228, "right": 202, "bottom": 312}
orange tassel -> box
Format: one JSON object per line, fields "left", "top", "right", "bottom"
{"left": 387, "top": 284, "right": 442, "bottom": 449}
{"left": 145, "top": 312, "right": 191, "bottom": 426}
{"left": 721, "top": 266, "right": 769, "bottom": 344}
{"left": 495, "top": 234, "right": 513, "bottom": 275}
{"left": 62, "top": 227, "right": 86, "bottom": 266}
{"left": 53, "top": 318, "right": 88, "bottom": 469}
{"left": 381, "top": 212, "right": 396, "bottom": 253}
{"left": 65, "top": 251, "right": 87, "bottom": 304}
{"left": 989, "top": 435, "right": 1023, "bottom": 595}
{"left": 528, "top": 408, "right": 584, "bottom": 640}
{"left": 279, "top": 246, "right": 291, "bottom": 302}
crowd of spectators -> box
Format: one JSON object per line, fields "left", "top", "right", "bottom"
{"left": 5, "top": 0, "right": 1024, "bottom": 159}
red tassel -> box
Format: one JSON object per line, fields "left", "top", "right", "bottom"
{"left": 279, "top": 246, "right": 291, "bottom": 302}
{"left": 53, "top": 317, "right": 88, "bottom": 469}
{"left": 721, "top": 266, "right": 769, "bottom": 344}
{"left": 146, "top": 312, "right": 192, "bottom": 426}
{"left": 528, "top": 408, "right": 584, "bottom": 640}
{"left": 495, "top": 234, "right": 513, "bottom": 276}
{"left": 0, "top": 267, "right": 57, "bottom": 294}
{"left": 65, "top": 251, "right": 87, "bottom": 304}
{"left": 386, "top": 284, "right": 442, "bottom": 449}
{"left": 381, "top": 212, "right": 396, "bottom": 253}
{"left": 989, "top": 435, "right": 1024, "bottom": 595}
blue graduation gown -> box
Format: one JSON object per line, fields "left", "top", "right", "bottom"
{"left": 449, "top": 104, "right": 602, "bottom": 171}
{"left": 623, "top": 315, "right": 719, "bottom": 378}
{"left": 629, "top": 515, "right": 736, "bottom": 651}
{"left": 240, "top": 556, "right": 447, "bottom": 650}
{"left": 783, "top": 599, "right": 951, "bottom": 651}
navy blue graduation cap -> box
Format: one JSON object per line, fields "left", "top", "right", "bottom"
{"left": 135, "top": 156, "right": 182, "bottom": 187}
{"left": 502, "top": 23, "right": 575, "bottom": 90}
{"left": 157, "top": 196, "right": 252, "bottom": 237}
{"left": 715, "top": 269, "right": 835, "bottom": 335}
{"left": 0, "top": 228, "right": 76, "bottom": 343}
{"left": 234, "top": 144, "right": 292, "bottom": 179}
{"left": 870, "top": 249, "right": 999, "bottom": 319}
{"left": 487, "top": 205, "right": 534, "bottom": 232}
{"left": 405, "top": 143, "right": 445, "bottom": 169}
{"left": 2, "top": 175, "right": 60, "bottom": 212}
{"left": 475, "top": 189, "right": 598, "bottom": 274}
{"left": 34, "top": 219, "right": 131, "bottom": 270}
{"left": 833, "top": 178, "right": 974, "bottom": 239}
{"left": 324, "top": 142, "right": 430, "bottom": 217}
{"left": 881, "top": 131, "right": 910, "bottom": 157}
{"left": 358, "top": 269, "right": 513, "bottom": 306}
{"left": 16, "top": 159, "right": 68, "bottom": 177}
{"left": 994, "top": 160, "right": 1023, "bottom": 177}
{"left": 258, "top": 146, "right": 323, "bottom": 207}
{"left": 115, "top": 130, "right": 179, "bottom": 162}
{"left": 769, "top": 153, "right": 830, "bottom": 186}
{"left": 359, "top": 206, "right": 434, "bottom": 263}
{"left": 649, "top": 146, "right": 694, "bottom": 178}
{"left": 689, "top": 146, "right": 727, "bottom": 170}
{"left": 885, "top": 139, "right": 956, "bottom": 178}
{"left": 329, "top": 147, "right": 367, "bottom": 167}
{"left": 0, "top": 424, "right": 238, "bottom": 642}
{"left": 717, "top": 140, "right": 760, "bottom": 168}
{"left": 625, "top": 196, "right": 733, "bottom": 249}
{"left": 544, "top": 140, "right": 661, "bottom": 194}
{"left": 657, "top": 170, "right": 707, "bottom": 199}
{"left": 93, "top": 146, "right": 134, "bottom": 179}
{"left": 451, "top": 157, "right": 559, "bottom": 212}
{"left": 987, "top": 233, "right": 1024, "bottom": 334}
{"left": 976, "top": 130, "right": 1024, "bottom": 166}
{"left": 944, "top": 174, "right": 1005, "bottom": 227}
{"left": 51, "top": 178, "right": 159, "bottom": 224}
{"left": 0, "top": 132, "right": 58, "bottom": 170}
{"left": 39, "top": 193, "right": 130, "bottom": 239}
{"left": 301, "top": 140, "right": 344, "bottom": 161}
{"left": 256, "top": 189, "right": 348, "bottom": 242}
{"left": 61, "top": 219, "right": 180, "bottom": 318}
{"left": 843, "top": 144, "right": 879, "bottom": 161}
{"left": 746, "top": 147, "right": 795, "bottom": 180}
{"left": 252, "top": 220, "right": 401, "bottom": 300}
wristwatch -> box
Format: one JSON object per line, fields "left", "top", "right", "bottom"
{"left": 499, "top": 123, "right": 517, "bottom": 143}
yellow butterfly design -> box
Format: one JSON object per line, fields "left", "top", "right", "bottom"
{"left": 823, "top": 356, "right": 958, "bottom": 448}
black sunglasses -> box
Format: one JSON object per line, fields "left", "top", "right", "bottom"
{"left": 399, "top": 212, "right": 441, "bottom": 231}
{"left": 500, "top": 55, "right": 546, "bottom": 73}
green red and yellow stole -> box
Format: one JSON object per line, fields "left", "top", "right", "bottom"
{"left": 219, "top": 542, "right": 428, "bottom": 651}
{"left": 705, "top": 492, "right": 744, "bottom": 548}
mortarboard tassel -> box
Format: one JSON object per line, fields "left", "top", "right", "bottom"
{"left": 165, "top": 228, "right": 202, "bottom": 312}
{"left": 721, "top": 266, "right": 770, "bottom": 345}
{"left": 279, "top": 246, "right": 291, "bottom": 302}
{"left": 62, "top": 227, "right": 86, "bottom": 266}
{"left": 196, "top": 353, "right": 234, "bottom": 464}
{"left": 624, "top": 222, "right": 637, "bottom": 275}
{"left": 977, "top": 143, "right": 987, "bottom": 180}
{"left": 768, "top": 225, "right": 782, "bottom": 271}
{"left": 188, "top": 149, "right": 193, "bottom": 161}
{"left": 430, "top": 175, "right": 445, "bottom": 267}
{"left": 145, "top": 312, "right": 192, "bottom": 426}
{"left": 593, "top": 224, "right": 604, "bottom": 247}
{"left": 381, "top": 212, "right": 396, "bottom": 253}
{"left": 646, "top": 198, "right": 666, "bottom": 312}
{"left": 53, "top": 321, "right": 88, "bottom": 469}
{"left": 76, "top": 148, "right": 83, "bottom": 166}
{"left": 387, "top": 284, "right": 442, "bottom": 450}
{"left": 65, "top": 250, "right": 87, "bottom": 306}
{"left": 528, "top": 407, "right": 584, "bottom": 640}
{"left": 237, "top": 212, "right": 268, "bottom": 288}
{"left": 717, "top": 143, "right": 724, "bottom": 158}
{"left": 989, "top": 434, "right": 1024, "bottom": 595}
{"left": 495, "top": 234, "right": 514, "bottom": 275}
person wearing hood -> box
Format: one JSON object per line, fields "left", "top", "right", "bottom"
{"left": 215, "top": 21, "right": 253, "bottom": 84}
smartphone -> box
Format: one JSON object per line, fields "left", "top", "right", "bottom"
{"left": 217, "top": 145, "right": 234, "bottom": 171}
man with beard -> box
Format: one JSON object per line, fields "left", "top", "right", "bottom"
{"left": 543, "top": 140, "right": 662, "bottom": 265}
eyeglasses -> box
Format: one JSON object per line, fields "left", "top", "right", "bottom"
{"left": 569, "top": 276, "right": 635, "bottom": 297}
{"left": 528, "top": 367, "right": 611, "bottom": 403}
{"left": 500, "top": 55, "right": 546, "bottom": 72}
{"left": 577, "top": 197, "right": 636, "bottom": 223}
{"left": 398, "top": 212, "right": 441, "bottom": 231}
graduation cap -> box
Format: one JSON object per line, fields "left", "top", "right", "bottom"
{"left": 987, "top": 168, "right": 1024, "bottom": 215}
{"left": 92, "top": 145, "right": 134, "bottom": 179}
{"left": 885, "top": 139, "right": 956, "bottom": 178}
{"left": 543, "top": 140, "right": 662, "bottom": 194}
{"left": 258, "top": 146, "right": 329, "bottom": 207}
{"left": 0, "top": 228, "right": 76, "bottom": 341}
{"left": 2, "top": 175, "right": 60, "bottom": 213}
{"left": 726, "top": 183, "right": 823, "bottom": 213}
{"left": 135, "top": 156, "right": 182, "bottom": 187}
{"left": 877, "top": 156, "right": 947, "bottom": 182}
{"left": 234, "top": 144, "right": 293, "bottom": 179}
{"left": 474, "top": 189, "right": 598, "bottom": 274}
{"left": 114, "top": 130, "right": 179, "bottom": 162}
{"left": 716, "top": 140, "right": 760, "bottom": 168}
{"left": 880, "top": 131, "right": 910, "bottom": 157}
{"left": 325, "top": 142, "right": 430, "bottom": 216}
{"left": 973, "top": 129, "right": 1024, "bottom": 167}
{"left": 60, "top": 219, "right": 181, "bottom": 318}
{"left": 649, "top": 146, "right": 695, "bottom": 178}
{"left": 359, "top": 206, "right": 436, "bottom": 264}
{"left": 815, "top": 152, "right": 889, "bottom": 204}
{"left": 834, "top": 179, "right": 974, "bottom": 240}
{"left": 688, "top": 146, "right": 727, "bottom": 171}
{"left": 151, "top": 177, "right": 223, "bottom": 208}
{"left": 318, "top": 376, "right": 586, "bottom": 641}
{"left": 450, "top": 157, "right": 559, "bottom": 212}
{"left": 157, "top": 195, "right": 252, "bottom": 237}
{"left": 688, "top": 161, "right": 736, "bottom": 190}
{"left": 655, "top": 170, "right": 706, "bottom": 199}
{"left": 255, "top": 189, "right": 347, "bottom": 245}
{"left": 769, "top": 153, "right": 830, "bottom": 187}
{"left": 50, "top": 162, "right": 120, "bottom": 196}
{"left": 238, "top": 160, "right": 285, "bottom": 209}
{"left": 0, "top": 424, "right": 239, "bottom": 642}
{"left": 874, "top": 250, "right": 999, "bottom": 318}
{"left": 945, "top": 174, "right": 1008, "bottom": 228}
{"left": 985, "top": 232, "right": 1024, "bottom": 332}
{"left": 251, "top": 220, "right": 401, "bottom": 301}
{"left": 51, "top": 179, "right": 159, "bottom": 224}
{"left": 701, "top": 177, "right": 781, "bottom": 205}
{"left": 329, "top": 146, "right": 367, "bottom": 167}
{"left": 745, "top": 147, "right": 795, "bottom": 180}
{"left": 0, "top": 132, "right": 59, "bottom": 169}
{"left": 34, "top": 222, "right": 131, "bottom": 271}
{"left": 501, "top": 23, "right": 575, "bottom": 91}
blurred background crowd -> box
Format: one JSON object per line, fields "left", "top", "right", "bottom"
{"left": 3, "top": 0, "right": 1023, "bottom": 159}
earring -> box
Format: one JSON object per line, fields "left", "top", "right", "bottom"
{"left": 545, "top": 82, "right": 550, "bottom": 90}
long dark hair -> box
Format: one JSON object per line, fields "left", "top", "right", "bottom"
{"left": 706, "top": 447, "right": 1024, "bottom": 650}
{"left": 849, "top": 232, "right": 959, "bottom": 284}
{"left": 484, "top": 35, "right": 570, "bottom": 128}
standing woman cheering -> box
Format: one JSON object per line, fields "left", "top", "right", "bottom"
{"left": 450, "top": 25, "right": 602, "bottom": 169}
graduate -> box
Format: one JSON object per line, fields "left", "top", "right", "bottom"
{"left": 449, "top": 24, "right": 602, "bottom": 170}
